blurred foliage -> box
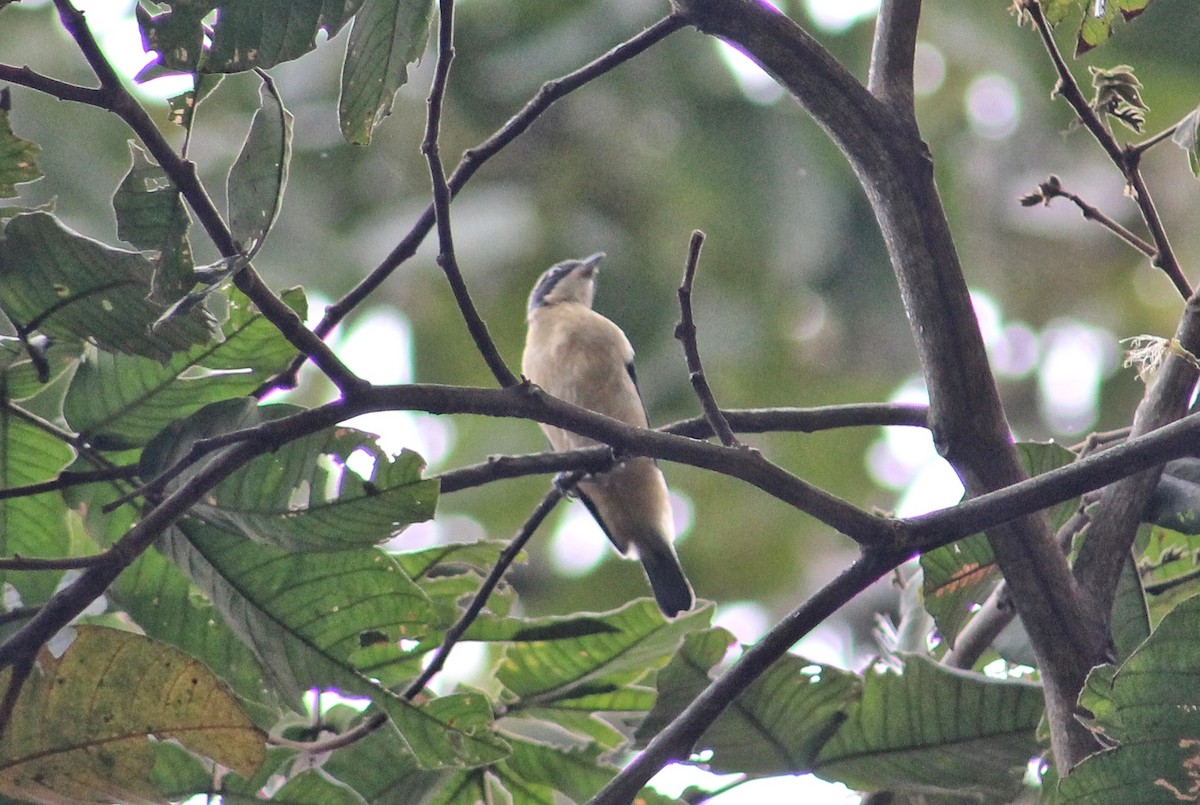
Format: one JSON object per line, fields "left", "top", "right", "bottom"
{"left": 3, "top": 0, "right": 1200, "bottom": 802}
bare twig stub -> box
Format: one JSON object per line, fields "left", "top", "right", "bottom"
{"left": 674, "top": 231, "right": 740, "bottom": 447}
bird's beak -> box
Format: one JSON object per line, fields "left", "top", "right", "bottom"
{"left": 582, "top": 252, "right": 605, "bottom": 271}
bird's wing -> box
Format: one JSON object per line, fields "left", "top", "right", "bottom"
{"left": 577, "top": 488, "right": 625, "bottom": 552}
{"left": 625, "top": 359, "right": 654, "bottom": 429}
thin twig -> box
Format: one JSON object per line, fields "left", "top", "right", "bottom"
{"left": 674, "top": 231, "right": 739, "bottom": 447}
{"left": 0, "top": 466, "right": 138, "bottom": 501}
{"left": 276, "top": 474, "right": 582, "bottom": 756}
{"left": 0, "top": 553, "right": 109, "bottom": 571}
{"left": 1143, "top": 565, "right": 1200, "bottom": 596}
{"left": 0, "top": 608, "right": 38, "bottom": 628}
{"left": 1129, "top": 122, "right": 1181, "bottom": 158}
{"left": 422, "top": 0, "right": 516, "bottom": 388}
{"left": 1023, "top": 0, "right": 1190, "bottom": 298}
{"left": 1028, "top": 176, "right": 1156, "bottom": 258}
{"left": 590, "top": 547, "right": 906, "bottom": 805}
{"left": 404, "top": 474, "right": 581, "bottom": 698}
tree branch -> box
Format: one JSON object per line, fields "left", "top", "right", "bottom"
{"left": 590, "top": 547, "right": 906, "bottom": 805}
{"left": 1024, "top": 175, "right": 1156, "bottom": 259}
{"left": 0, "top": 63, "right": 106, "bottom": 106}
{"left": 672, "top": 0, "right": 1101, "bottom": 768}
{"left": 674, "top": 230, "right": 739, "bottom": 447}
{"left": 1021, "top": 0, "right": 1190, "bottom": 299}
{"left": 422, "top": 0, "right": 517, "bottom": 388}
{"left": 867, "top": 0, "right": 920, "bottom": 112}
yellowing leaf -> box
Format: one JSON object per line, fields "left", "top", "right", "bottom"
{"left": 0, "top": 626, "right": 265, "bottom": 804}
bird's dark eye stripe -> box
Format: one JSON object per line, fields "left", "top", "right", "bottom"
{"left": 529, "top": 261, "right": 579, "bottom": 310}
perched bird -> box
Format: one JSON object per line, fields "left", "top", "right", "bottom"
{"left": 521, "top": 253, "right": 695, "bottom": 617}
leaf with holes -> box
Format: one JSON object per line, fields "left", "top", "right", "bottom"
{"left": 0, "top": 212, "right": 216, "bottom": 360}
{"left": 338, "top": 0, "right": 435, "bottom": 145}
{"left": 227, "top": 76, "right": 292, "bottom": 256}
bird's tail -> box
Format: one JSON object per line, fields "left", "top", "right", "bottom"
{"left": 638, "top": 541, "right": 695, "bottom": 618}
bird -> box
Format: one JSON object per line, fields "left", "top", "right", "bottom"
{"left": 521, "top": 252, "right": 695, "bottom": 617}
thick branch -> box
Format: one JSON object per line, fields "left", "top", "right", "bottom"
{"left": 867, "top": 0, "right": 920, "bottom": 111}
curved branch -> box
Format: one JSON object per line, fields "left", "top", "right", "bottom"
{"left": 868, "top": 0, "right": 920, "bottom": 112}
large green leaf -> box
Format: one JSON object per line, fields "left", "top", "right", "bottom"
{"left": 109, "top": 544, "right": 280, "bottom": 715}
{"left": 162, "top": 521, "right": 507, "bottom": 768}
{"left": 338, "top": 0, "right": 435, "bottom": 145}
{"left": 142, "top": 400, "right": 437, "bottom": 551}
{"left": 814, "top": 655, "right": 1043, "bottom": 799}
{"left": 138, "top": 1, "right": 365, "bottom": 75}
{"left": 1061, "top": 594, "right": 1200, "bottom": 803}
{"left": 495, "top": 600, "right": 712, "bottom": 700}
{"left": 0, "top": 626, "right": 264, "bottom": 803}
{"left": 0, "top": 97, "right": 41, "bottom": 198}
{"left": 61, "top": 288, "right": 303, "bottom": 448}
{"left": 227, "top": 76, "right": 292, "bottom": 256}
{"left": 0, "top": 212, "right": 215, "bottom": 360}
{"left": 638, "top": 628, "right": 860, "bottom": 775}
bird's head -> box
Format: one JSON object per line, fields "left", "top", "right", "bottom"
{"left": 528, "top": 252, "right": 605, "bottom": 313}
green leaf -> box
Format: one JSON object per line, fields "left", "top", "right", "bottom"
{"left": 0, "top": 336, "right": 80, "bottom": 399}
{"left": 1062, "top": 595, "right": 1200, "bottom": 803}
{"left": 270, "top": 770, "right": 369, "bottom": 804}
{"left": 164, "top": 521, "right": 436, "bottom": 701}
{"left": 1171, "top": 106, "right": 1200, "bottom": 178}
{"left": 111, "top": 142, "right": 194, "bottom": 305}
{"left": 143, "top": 401, "right": 438, "bottom": 550}
{"left": 1075, "top": 0, "right": 1152, "bottom": 55}
{"left": 338, "top": 0, "right": 436, "bottom": 145}
{"left": 138, "top": 1, "right": 365, "bottom": 75}
{"left": 638, "top": 629, "right": 860, "bottom": 775}
{"left": 1110, "top": 544, "right": 1151, "bottom": 661}
{"left": 227, "top": 75, "right": 293, "bottom": 256}
{"left": 813, "top": 655, "right": 1044, "bottom": 799}
{"left": 0, "top": 212, "right": 216, "bottom": 360}
{"left": 496, "top": 600, "right": 713, "bottom": 700}
{"left": 499, "top": 738, "right": 618, "bottom": 803}
{"left": 0, "top": 94, "right": 41, "bottom": 198}
{"left": 0, "top": 411, "right": 75, "bottom": 603}
{"left": 163, "top": 522, "right": 506, "bottom": 768}
{"left": 321, "top": 718, "right": 453, "bottom": 801}
{"left": 922, "top": 441, "right": 1078, "bottom": 647}
{"left": 61, "top": 288, "right": 303, "bottom": 448}
{"left": 0, "top": 626, "right": 265, "bottom": 803}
